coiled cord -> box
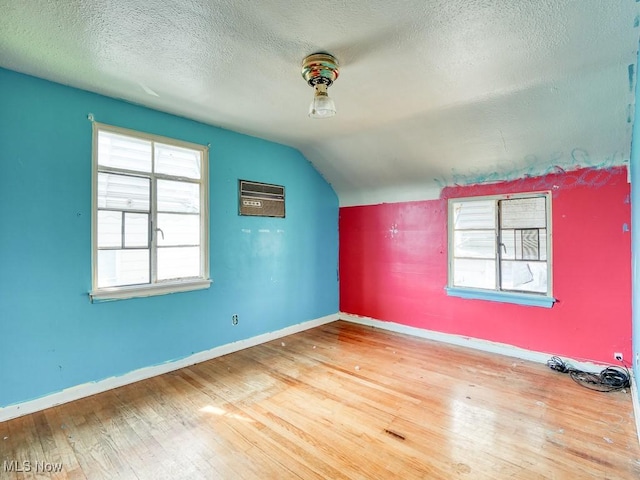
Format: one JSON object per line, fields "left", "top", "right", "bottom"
{"left": 546, "top": 356, "right": 631, "bottom": 392}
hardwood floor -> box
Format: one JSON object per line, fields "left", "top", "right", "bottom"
{"left": 1, "top": 320, "right": 639, "bottom": 479}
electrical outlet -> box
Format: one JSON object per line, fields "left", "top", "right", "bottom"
{"left": 614, "top": 352, "right": 623, "bottom": 361}
{"left": 232, "top": 314, "right": 239, "bottom": 326}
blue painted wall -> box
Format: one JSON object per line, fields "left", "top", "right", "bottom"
{"left": 632, "top": 47, "right": 640, "bottom": 399}
{"left": 0, "top": 68, "right": 339, "bottom": 407}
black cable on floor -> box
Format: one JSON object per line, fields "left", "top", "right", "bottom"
{"left": 546, "top": 356, "right": 631, "bottom": 392}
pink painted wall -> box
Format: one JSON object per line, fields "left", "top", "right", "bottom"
{"left": 340, "top": 167, "right": 631, "bottom": 363}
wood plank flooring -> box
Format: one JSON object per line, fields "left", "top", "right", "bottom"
{"left": 1, "top": 320, "right": 639, "bottom": 479}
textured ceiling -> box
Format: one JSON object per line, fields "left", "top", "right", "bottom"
{"left": 1, "top": 0, "right": 638, "bottom": 205}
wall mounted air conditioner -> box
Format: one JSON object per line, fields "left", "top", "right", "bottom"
{"left": 238, "top": 180, "right": 285, "bottom": 218}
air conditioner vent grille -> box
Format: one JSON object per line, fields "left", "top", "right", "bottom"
{"left": 239, "top": 180, "right": 285, "bottom": 218}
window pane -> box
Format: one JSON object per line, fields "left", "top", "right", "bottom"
{"left": 98, "top": 131, "right": 151, "bottom": 172}
{"left": 501, "top": 261, "right": 547, "bottom": 293}
{"left": 97, "top": 210, "right": 122, "bottom": 248}
{"left": 500, "top": 229, "right": 515, "bottom": 260}
{"left": 452, "top": 200, "right": 495, "bottom": 230}
{"left": 539, "top": 229, "right": 547, "bottom": 261}
{"left": 157, "top": 247, "right": 200, "bottom": 280}
{"left": 454, "top": 230, "right": 495, "bottom": 259}
{"left": 98, "top": 173, "right": 150, "bottom": 211}
{"left": 520, "top": 229, "right": 540, "bottom": 260}
{"left": 155, "top": 143, "right": 202, "bottom": 179}
{"left": 157, "top": 180, "right": 200, "bottom": 213}
{"left": 157, "top": 213, "right": 200, "bottom": 246}
{"left": 500, "top": 197, "right": 546, "bottom": 229}
{"left": 97, "top": 249, "right": 149, "bottom": 288}
{"left": 124, "top": 213, "right": 149, "bottom": 248}
{"left": 453, "top": 258, "right": 496, "bottom": 289}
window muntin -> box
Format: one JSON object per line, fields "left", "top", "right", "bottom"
{"left": 449, "top": 193, "right": 551, "bottom": 297}
{"left": 91, "top": 124, "right": 209, "bottom": 300}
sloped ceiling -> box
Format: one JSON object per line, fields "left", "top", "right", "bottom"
{"left": 1, "top": 0, "right": 638, "bottom": 205}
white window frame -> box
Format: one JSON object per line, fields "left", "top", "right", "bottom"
{"left": 89, "top": 123, "right": 211, "bottom": 302}
{"left": 446, "top": 191, "right": 555, "bottom": 308}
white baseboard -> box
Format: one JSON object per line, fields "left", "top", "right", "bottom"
{"left": 0, "top": 313, "right": 339, "bottom": 423}
{"left": 340, "top": 313, "right": 622, "bottom": 373}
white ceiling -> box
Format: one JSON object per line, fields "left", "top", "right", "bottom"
{"left": 1, "top": 1, "right": 638, "bottom": 205}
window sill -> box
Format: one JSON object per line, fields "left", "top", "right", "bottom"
{"left": 446, "top": 287, "right": 556, "bottom": 308}
{"left": 90, "top": 279, "right": 212, "bottom": 303}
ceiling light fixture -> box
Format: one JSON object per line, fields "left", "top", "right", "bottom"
{"left": 301, "top": 53, "right": 339, "bottom": 119}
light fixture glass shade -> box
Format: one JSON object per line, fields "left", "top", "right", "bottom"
{"left": 309, "top": 84, "right": 336, "bottom": 118}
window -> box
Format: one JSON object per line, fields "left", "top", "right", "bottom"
{"left": 90, "top": 124, "right": 210, "bottom": 301}
{"left": 447, "top": 192, "right": 554, "bottom": 308}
